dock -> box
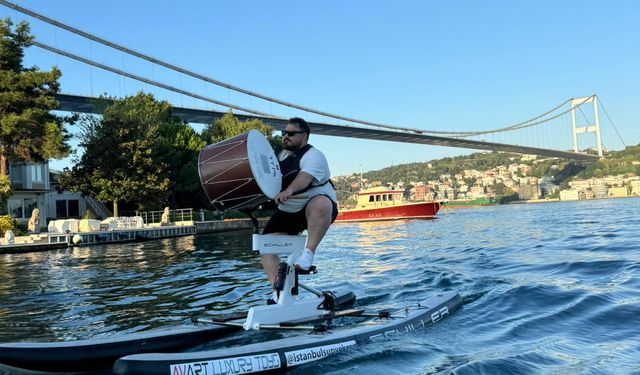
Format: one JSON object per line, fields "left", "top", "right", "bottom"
{"left": 0, "top": 218, "right": 267, "bottom": 254}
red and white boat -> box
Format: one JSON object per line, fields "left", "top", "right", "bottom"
{"left": 335, "top": 186, "right": 441, "bottom": 222}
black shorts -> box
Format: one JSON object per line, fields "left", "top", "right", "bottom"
{"left": 262, "top": 196, "right": 339, "bottom": 235}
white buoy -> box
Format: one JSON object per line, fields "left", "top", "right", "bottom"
{"left": 72, "top": 234, "right": 82, "bottom": 244}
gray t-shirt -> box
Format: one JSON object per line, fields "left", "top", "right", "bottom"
{"left": 277, "top": 147, "right": 337, "bottom": 213}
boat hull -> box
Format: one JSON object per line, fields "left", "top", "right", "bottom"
{"left": 0, "top": 290, "right": 355, "bottom": 373}
{"left": 114, "top": 291, "right": 462, "bottom": 375}
{"left": 0, "top": 326, "right": 236, "bottom": 372}
{"left": 336, "top": 201, "right": 440, "bottom": 222}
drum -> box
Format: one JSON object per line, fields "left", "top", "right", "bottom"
{"left": 198, "top": 130, "right": 282, "bottom": 212}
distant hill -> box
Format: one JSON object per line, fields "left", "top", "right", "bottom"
{"left": 349, "top": 144, "right": 640, "bottom": 187}
{"left": 575, "top": 144, "right": 640, "bottom": 180}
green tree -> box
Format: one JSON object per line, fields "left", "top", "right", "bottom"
{"left": 202, "top": 112, "right": 281, "bottom": 151}
{"left": 158, "top": 121, "right": 206, "bottom": 208}
{"left": 554, "top": 162, "right": 586, "bottom": 186}
{"left": 199, "top": 112, "right": 282, "bottom": 217}
{"left": 0, "top": 18, "right": 71, "bottom": 203}
{"left": 463, "top": 177, "right": 477, "bottom": 186}
{"left": 59, "top": 93, "right": 172, "bottom": 215}
{"left": 492, "top": 182, "right": 506, "bottom": 195}
{"left": 0, "top": 175, "right": 11, "bottom": 214}
{"left": 497, "top": 191, "right": 519, "bottom": 204}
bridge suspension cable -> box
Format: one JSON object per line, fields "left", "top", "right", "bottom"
{"left": 34, "top": 37, "right": 596, "bottom": 142}
{"left": 1, "top": 0, "right": 606, "bottom": 143}
{"left": 31, "top": 41, "right": 278, "bottom": 118}
{"left": 0, "top": 0, "right": 590, "bottom": 138}
{"left": 0, "top": 0, "right": 432, "bottom": 133}
{"left": 453, "top": 95, "right": 595, "bottom": 138}
{"left": 597, "top": 97, "right": 626, "bottom": 147}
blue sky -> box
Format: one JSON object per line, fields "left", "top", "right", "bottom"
{"left": 3, "top": 1, "right": 639, "bottom": 175}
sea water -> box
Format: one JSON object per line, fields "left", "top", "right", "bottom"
{"left": 1, "top": 198, "right": 639, "bottom": 374}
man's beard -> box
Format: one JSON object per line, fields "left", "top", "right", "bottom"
{"left": 283, "top": 143, "right": 297, "bottom": 151}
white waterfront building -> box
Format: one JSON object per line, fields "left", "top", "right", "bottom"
{"left": 7, "top": 161, "right": 109, "bottom": 228}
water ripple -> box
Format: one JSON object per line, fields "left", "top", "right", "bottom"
{"left": 0, "top": 198, "right": 639, "bottom": 374}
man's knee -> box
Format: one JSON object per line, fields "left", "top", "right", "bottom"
{"left": 306, "top": 196, "right": 332, "bottom": 219}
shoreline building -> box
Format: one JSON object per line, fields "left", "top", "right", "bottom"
{"left": 8, "top": 162, "right": 110, "bottom": 228}
{"left": 7, "top": 162, "right": 49, "bottom": 226}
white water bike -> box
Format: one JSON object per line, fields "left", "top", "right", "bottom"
{"left": 193, "top": 233, "right": 357, "bottom": 332}
{"left": 0, "top": 232, "right": 461, "bottom": 374}
{"left": 0, "top": 131, "right": 462, "bottom": 374}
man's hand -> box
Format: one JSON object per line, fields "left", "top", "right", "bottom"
{"left": 275, "top": 188, "right": 294, "bottom": 205}
{"left": 274, "top": 172, "right": 314, "bottom": 205}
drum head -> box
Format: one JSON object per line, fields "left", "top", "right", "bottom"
{"left": 247, "top": 130, "right": 282, "bottom": 199}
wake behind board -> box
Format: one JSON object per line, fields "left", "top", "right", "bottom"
{"left": 0, "top": 289, "right": 355, "bottom": 373}
{"left": 114, "top": 291, "right": 462, "bottom": 375}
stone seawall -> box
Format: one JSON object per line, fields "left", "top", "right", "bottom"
{"left": 0, "top": 219, "right": 270, "bottom": 254}
{"left": 195, "top": 218, "right": 268, "bottom": 234}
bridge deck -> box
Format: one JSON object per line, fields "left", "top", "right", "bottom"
{"left": 55, "top": 93, "right": 598, "bottom": 161}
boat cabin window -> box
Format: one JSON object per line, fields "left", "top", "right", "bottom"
{"left": 388, "top": 194, "right": 393, "bottom": 201}
{"left": 369, "top": 195, "right": 374, "bottom": 202}
{"left": 382, "top": 195, "right": 387, "bottom": 201}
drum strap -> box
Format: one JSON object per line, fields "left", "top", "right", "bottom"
{"left": 280, "top": 144, "right": 334, "bottom": 194}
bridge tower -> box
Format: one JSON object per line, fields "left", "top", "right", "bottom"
{"left": 571, "top": 95, "right": 603, "bottom": 157}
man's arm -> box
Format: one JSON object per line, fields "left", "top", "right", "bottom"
{"left": 274, "top": 172, "right": 314, "bottom": 204}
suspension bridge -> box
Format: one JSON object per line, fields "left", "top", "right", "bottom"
{"left": 54, "top": 93, "right": 600, "bottom": 161}
{"left": 3, "top": 0, "right": 627, "bottom": 162}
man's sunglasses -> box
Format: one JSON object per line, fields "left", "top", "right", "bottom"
{"left": 282, "top": 130, "right": 306, "bottom": 137}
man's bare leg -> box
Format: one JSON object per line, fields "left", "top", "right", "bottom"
{"left": 260, "top": 231, "right": 286, "bottom": 285}
{"left": 261, "top": 254, "right": 280, "bottom": 285}
{"left": 304, "top": 196, "right": 333, "bottom": 253}
{"left": 263, "top": 196, "right": 331, "bottom": 283}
